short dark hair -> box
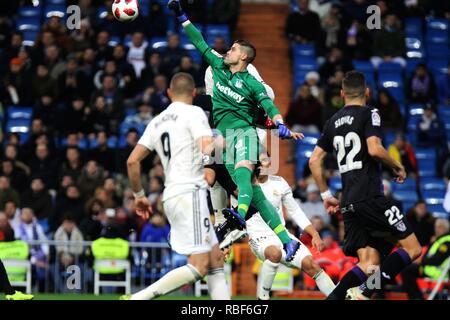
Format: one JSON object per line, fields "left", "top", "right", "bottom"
{"left": 342, "top": 71, "right": 366, "bottom": 99}
{"left": 234, "top": 40, "right": 256, "bottom": 64}
{"left": 169, "top": 72, "right": 195, "bottom": 96}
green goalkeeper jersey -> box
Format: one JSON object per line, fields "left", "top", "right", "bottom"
{"left": 183, "top": 22, "right": 281, "bottom": 133}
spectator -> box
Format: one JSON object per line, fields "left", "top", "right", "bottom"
{"left": 14, "top": 207, "right": 49, "bottom": 291}
{"left": 123, "top": 101, "right": 154, "bottom": 127}
{"left": 285, "top": 0, "right": 322, "bottom": 45}
{"left": 59, "top": 146, "right": 84, "bottom": 184}
{"left": 2, "top": 57, "right": 33, "bottom": 106}
{"left": 44, "top": 45, "right": 66, "bottom": 80}
{"left": 33, "top": 31, "right": 57, "bottom": 65}
{"left": 34, "top": 95, "right": 59, "bottom": 129}
{"left": 3, "top": 200, "right": 20, "bottom": 231}
{"left": 371, "top": 14, "right": 406, "bottom": 68}
{"left": 0, "top": 211, "right": 14, "bottom": 242}
{"left": 0, "top": 176, "right": 20, "bottom": 210}
{"left": 0, "top": 32, "right": 23, "bottom": 75}
{"left": 57, "top": 54, "right": 91, "bottom": 103}
{"left": 1, "top": 158, "right": 28, "bottom": 193}
{"left": 406, "top": 200, "right": 435, "bottom": 246}
{"left": 140, "top": 52, "right": 165, "bottom": 89}
{"left": 285, "top": 84, "right": 323, "bottom": 133}
{"left": 172, "top": 56, "right": 203, "bottom": 87}
{"left": 376, "top": 90, "right": 403, "bottom": 131}
{"left": 79, "top": 199, "right": 106, "bottom": 241}
{"left": 54, "top": 213, "right": 84, "bottom": 267}
{"left": 210, "top": 0, "right": 241, "bottom": 32}
{"left": 436, "top": 62, "right": 450, "bottom": 105}
{"left": 319, "top": 47, "right": 353, "bottom": 83}
{"left": 401, "top": 218, "right": 450, "bottom": 300}
{"left": 324, "top": 69, "right": 345, "bottom": 118}
{"left": 127, "top": 31, "right": 148, "bottom": 79}
{"left": 79, "top": 47, "right": 97, "bottom": 80}
{"left": 103, "top": 178, "right": 122, "bottom": 207}
{"left": 148, "top": 74, "right": 170, "bottom": 113}
{"left": 111, "top": 44, "right": 137, "bottom": 97}
{"left": 92, "top": 187, "right": 117, "bottom": 209}
{"left": 42, "top": 15, "right": 72, "bottom": 52}
{"left": 299, "top": 183, "right": 330, "bottom": 224}
{"left": 28, "top": 143, "right": 58, "bottom": 190}
{"left": 77, "top": 160, "right": 106, "bottom": 201}
{"left": 3, "top": 143, "right": 29, "bottom": 173}
{"left": 70, "top": 18, "right": 94, "bottom": 53}
{"left": 344, "top": 20, "right": 372, "bottom": 61}
{"left": 32, "top": 64, "right": 57, "bottom": 100}
{"left": 407, "top": 64, "right": 437, "bottom": 104}
{"left": 344, "top": 0, "right": 371, "bottom": 23}
{"left": 304, "top": 71, "right": 325, "bottom": 105}
{"left": 21, "top": 177, "right": 53, "bottom": 221}
{"left": 94, "top": 30, "right": 113, "bottom": 69}
{"left": 51, "top": 185, "right": 85, "bottom": 232}
{"left": 90, "top": 74, "right": 125, "bottom": 133}
{"left": 416, "top": 104, "right": 446, "bottom": 149}
{"left": 140, "top": 212, "right": 170, "bottom": 243}
{"left": 321, "top": 3, "right": 342, "bottom": 50}
{"left": 388, "top": 134, "right": 418, "bottom": 177}
{"left": 88, "top": 131, "right": 116, "bottom": 174}
{"left": 161, "top": 34, "right": 188, "bottom": 75}
{"left": 147, "top": 176, "right": 164, "bottom": 206}
{"left": 63, "top": 97, "right": 91, "bottom": 135}
{"left": 147, "top": 2, "right": 168, "bottom": 38}
{"left": 116, "top": 128, "right": 139, "bottom": 175}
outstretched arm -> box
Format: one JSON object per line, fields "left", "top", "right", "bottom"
{"left": 168, "top": 0, "right": 223, "bottom": 68}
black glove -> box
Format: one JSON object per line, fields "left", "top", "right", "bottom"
{"left": 167, "top": 0, "right": 187, "bottom": 22}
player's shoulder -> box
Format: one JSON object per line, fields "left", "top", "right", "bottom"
{"left": 268, "top": 175, "right": 290, "bottom": 187}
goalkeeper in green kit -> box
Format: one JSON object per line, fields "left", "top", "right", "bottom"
{"left": 167, "top": 0, "right": 303, "bottom": 261}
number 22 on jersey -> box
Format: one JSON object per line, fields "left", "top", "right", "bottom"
{"left": 333, "top": 132, "right": 362, "bottom": 174}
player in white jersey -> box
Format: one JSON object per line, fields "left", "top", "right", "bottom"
{"left": 204, "top": 62, "right": 274, "bottom": 246}
{"left": 123, "top": 73, "right": 230, "bottom": 300}
{"left": 234, "top": 153, "right": 336, "bottom": 300}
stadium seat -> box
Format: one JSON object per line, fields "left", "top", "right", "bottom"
{"left": 22, "top": 30, "right": 39, "bottom": 46}
{"left": 18, "top": 5, "right": 42, "bottom": 18}
{"left": 423, "top": 190, "right": 445, "bottom": 205}
{"left": 383, "top": 132, "right": 397, "bottom": 147}
{"left": 205, "top": 24, "right": 230, "bottom": 46}
{"left": 421, "top": 178, "right": 447, "bottom": 192}
{"left": 378, "top": 61, "right": 404, "bottom": 76}
{"left": 16, "top": 16, "right": 41, "bottom": 32}
{"left": 404, "top": 18, "right": 423, "bottom": 36}
{"left": 426, "top": 43, "right": 450, "bottom": 60}
{"left": 402, "top": 201, "right": 416, "bottom": 212}
{"left": 406, "top": 37, "right": 425, "bottom": 59}
{"left": 292, "top": 44, "right": 315, "bottom": 57}
{"left": 97, "top": 6, "right": 108, "bottom": 21}
{"left": 428, "top": 59, "right": 448, "bottom": 77}
{"left": 5, "top": 119, "right": 30, "bottom": 134}
{"left": 418, "top": 159, "right": 437, "bottom": 178}
{"left": 295, "top": 144, "right": 315, "bottom": 159}
{"left": 107, "top": 136, "right": 118, "bottom": 149}
{"left": 150, "top": 37, "right": 168, "bottom": 51}
{"left": 329, "top": 176, "right": 342, "bottom": 192}
{"left": 406, "top": 59, "right": 425, "bottom": 76}
{"left": 415, "top": 148, "right": 436, "bottom": 160}
{"left": 392, "top": 178, "right": 417, "bottom": 192}
{"left": 427, "top": 204, "right": 449, "bottom": 219}
{"left": 6, "top": 106, "right": 33, "bottom": 121}
{"left": 438, "top": 105, "right": 450, "bottom": 118}
{"left": 298, "top": 133, "right": 320, "bottom": 146}
{"left": 108, "top": 36, "right": 121, "bottom": 47}
{"left": 44, "top": 5, "right": 66, "bottom": 19}
{"left": 426, "top": 18, "right": 449, "bottom": 32}
{"left": 47, "top": 0, "right": 66, "bottom": 4}
{"left": 393, "top": 190, "right": 419, "bottom": 203}
{"left": 295, "top": 157, "right": 309, "bottom": 179}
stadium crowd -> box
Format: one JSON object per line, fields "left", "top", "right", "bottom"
{"left": 0, "top": 0, "right": 449, "bottom": 294}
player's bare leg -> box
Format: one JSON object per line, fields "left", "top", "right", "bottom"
{"left": 207, "top": 244, "right": 231, "bottom": 300}
{"left": 127, "top": 253, "right": 208, "bottom": 300}
{"left": 351, "top": 234, "right": 422, "bottom": 299}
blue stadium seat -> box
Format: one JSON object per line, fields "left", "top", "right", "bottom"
{"left": 7, "top": 106, "right": 33, "bottom": 121}
{"left": 22, "top": 30, "right": 39, "bottom": 46}
{"left": 426, "top": 31, "right": 448, "bottom": 45}
{"left": 394, "top": 190, "right": 419, "bottom": 203}
{"left": 205, "top": 25, "right": 230, "bottom": 46}
{"left": 295, "top": 144, "right": 315, "bottom": 159}
{"left": 108, "top": 36, "right": 121, "bottom": 47}
{"left": 402, "top": 201, "right": 416, "bottom": 212}
{"left": 384, "top": 86, "right": 405, "bottom": 104}
{"left": 16, "top": 17, "right": 41, "bottom": 32}
{"left": 392, "top": 178, "right": 417, "bottom": 192}
{"left": 353, "top": 60, "right": 375, "bottom": 73}
{"left": 298, "top": 133, "right": 320, "bottom": 146}
{"left": 47, "top": 0, "right": 66, "bottom": 4}
{"left": 150, "top": 37, "right": 168, "bottom": 51}
{"left": 423, "top": 190, "right": 445, "bottom": 205}
{"left": 428, "top": 59, "right": 448, "bottom": 77}
{"left": 329, "top": 176, "right": 342, "bottom": 192}
{"left": 421, "top": 178, "right": 447, "bottom": 192}
{"left": 438, "top": 105, "right": 450, "bottom": 118}
{"left": 107, "top": 136, "right": 118, "bottom": 149}
{"left": 426, "top": 18, "right": 449, "bottom": 32}
{"left": 292, "top": 44, "right": 315, "bottom": 57}
{"left": 378, "top": 61, "right": 403, "bottom": 76}
{"left": 97, "top": 6, "right": 108, "bottom": 20}
{"left": 293, "top": 57, "right": 318, "bottom": 72}
{"left": 6, "top": 119, "right": 30, "bottom": 133}
{"left": 140, "top": 3, "right": 150, "bottom": 17}
{"left": 404, "top": 18, "right": 423, "bottom": 36}
{"left": 60, "top": 137, "right": 89, "bottom": 150}
{"left": 18, "top": 5, "right": 42, "bottom": 18}
{"left": 417, "top": 159, "right": 437, "bottom": 177}
{"left": 383, "top": 132, "right": 397, "bottom": 147}
{"left": 415, "top": 148, "right": 436, "bottom": 160}
{"left": 427, "top": 204, "right": 449, "bottom": 219}
{"left": 295, "top": 157, "right": 309, "bottom": 179}
{"left": 44, "top": 5, "right": 66, "bottom": 19}
{"left": 119, "top": 122, "right": 145, "bottom": 136}
{"left": 426, "top": 43, "right": 450, "bottom": 60}
{"left": 405, "top": 37, "right": 425, "bottom": 59}
{"left": 405, "top": 59, "right": 425, "bottom": 76}
{"left": 88, "top": 137, "right": 98, "bottom": 149}
{"left": 444, "top": 118, "right": 450, "bottom": 130}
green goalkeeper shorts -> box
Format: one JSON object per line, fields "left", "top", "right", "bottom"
{"left": 223, "top": 126, "right": 260, "bottom": 181}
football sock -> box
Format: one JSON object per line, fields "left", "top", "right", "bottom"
{"left": 252, "top": 185, "right": 291, "bottom": 244}
{"left": 234, "top": 167, "right": 253, "bottom": 218}
{"left": 130, "top": 264, "right": 202, "bottom": 300}
{"left": 0, "top": 259, "right": 15, "bottom": 295}
{"left": 327, "top": 266, "right": 367, "bottom": 300}
{"left": 359, "top": 248, "right": 412, "bottom": 298}
{"left": 313, "top": 269, "right": 336, "bottom": 297}
{"left": 207, "top": 268, "right": 230, "bottom": 300}
{"left": 258, "top": 260, "right": 279, "bottom": 300}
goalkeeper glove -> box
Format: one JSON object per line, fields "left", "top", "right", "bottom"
{"left": 275, "top": 119, "right": 292, "bottom": 139}
{"left": 167, "top": 0, "right": 188, "bottom": 23}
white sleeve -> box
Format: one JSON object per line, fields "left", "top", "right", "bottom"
{"left": 247, "top": 64, "right": 275, "bottom": 101}
{"left": 189, "top": 107, "right": 213, "bottom": 141}
{"left": 280, "top": 178, "right": 312, "bottom": 230}
{"left": 205, "top": 66, "right": 214, "bottom": 96}
{"left": 444, "top": 181, "right": 450, "bottom": 213}
{"left": 138, "top": 122, "right": 155, "bottom": 151}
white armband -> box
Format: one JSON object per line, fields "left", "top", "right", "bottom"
{"left": 133, "top": 189, "right": 146, "bottom": 199}
{"left": 320, "top": 190, "right": 332, "bottom": 200}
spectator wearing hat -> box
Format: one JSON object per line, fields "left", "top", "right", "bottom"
{"left": 2, "top": 57, "right": 33, "bottom": 105}
{"left": 304, "top": 71, "right": 325, "bottom": 105}
{"left": 299, "top": 183, "right": 330, "bottom": 224}
{"left": 407, "top": 64, "right": 437, "bottom": 105}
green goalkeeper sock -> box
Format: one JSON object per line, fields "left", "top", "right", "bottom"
{"left": 234, "top": 167, "right": 254, "bottom": 218}
{"left": 252, "top": 184, "right": 291, "bottom": 244}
